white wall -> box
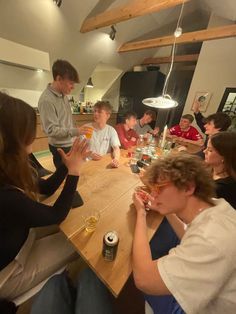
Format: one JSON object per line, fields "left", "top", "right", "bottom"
{"left": 0, "top": 87, "right": 42, "bottom": 107}
{"left": 85, "top": 68, "right": 122, "bottom": 104}
{"left": 183, "top": 14, "right": 236, "bottom": 117}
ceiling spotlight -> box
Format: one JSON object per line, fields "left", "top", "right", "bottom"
{"left": 53, "top": 0, "right": 62, "bottom": 7}
{"left": 86, "top": 77, "right": 94, "bottom": 88}
{"left": 174, "top": 26, "right": 182, "bottom": 38}
{"left": 109, "top": 25, "right": 116, "bottom": 41}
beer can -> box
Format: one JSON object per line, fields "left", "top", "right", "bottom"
{"left": 102, "top": 231, "right": 119, "bottom": 261}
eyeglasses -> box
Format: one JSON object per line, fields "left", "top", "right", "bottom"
{"left": 152, "top": 182, "right": 170, "bottom": 193}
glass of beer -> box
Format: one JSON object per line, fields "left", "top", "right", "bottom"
{"left": 83, "top": 210, "right": 100, "bottom": 233}
{"left": 84, "top": 126, "right": 94, "bottom": 140}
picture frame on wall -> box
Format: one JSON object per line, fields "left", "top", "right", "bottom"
{"left": 191, "top": 91, "right": 212, "bottom": 112}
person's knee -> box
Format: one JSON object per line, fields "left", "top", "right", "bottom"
{"left": 41, "top": 273, "right": 68, "bottom": 294}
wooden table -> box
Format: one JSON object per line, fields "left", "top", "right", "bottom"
{"left": 43, "top": 153, "right": 163, "bottom": 297}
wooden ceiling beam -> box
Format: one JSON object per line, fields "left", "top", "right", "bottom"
{"left": 80, "top": 0, "right": 190, "bottom": 33}
{"left": 118, "top": 23, "right": 236, "bottom": 52}
{"left": 142, "top": 53, "right": 199, "bottom": 64}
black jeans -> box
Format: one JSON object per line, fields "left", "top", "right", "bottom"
{"left": 49, "top": 144, "right": 71, "bottom": 169}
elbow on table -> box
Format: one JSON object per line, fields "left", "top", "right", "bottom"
{"left": 133, "top": 272, "right": 151, "bottom": 294}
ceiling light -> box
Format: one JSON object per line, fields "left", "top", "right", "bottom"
{"left": 86, "top": 77, "right": 94, "bottom": 88}
{"left": 109, "top": 25, "right": 116, "bottom": 41}
{"left": 142, "top": 95, "right": 178, "bottom": 109}
{"left": 174, "top": 27, "right": 182, "bottom": 38}
{"left": 53, "top": 0, "right": 62, "bottom": 7}
{"left": 142, "top": 1, "right": 185, "bottom": 109}
{"left": 36, "top": 69, "right": 43, "bottom": 73}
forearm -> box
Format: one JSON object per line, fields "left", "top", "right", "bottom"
{"left": 166, "top": 214, "right": 186, "bottom": 239}
{"left": 46, "top": 124, "right": 78, "bottom": 139}
{"left": 38, "top": 164, "right": 68, "bottom": 195}
{"left": 194, "top": 112, "right": 205, "bottom": 133}
{"left": 184, "top": 138, "right": 204, "bottom": 146}
{"left": 112, "top": 146, "right": 120, "bottom": 160}
{"left": 132, "top": 212, "right": 153, "bottom": 287}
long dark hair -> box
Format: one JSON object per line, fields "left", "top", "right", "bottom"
{"left": 0, "top": 92, "right": 37, "bottom": 198}
{"left": 211, "top": 131, "right": 236, "bottom": 179}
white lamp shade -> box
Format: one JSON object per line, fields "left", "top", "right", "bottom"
{"left": 142, "top": 95, "right": 178, "bottom": 109}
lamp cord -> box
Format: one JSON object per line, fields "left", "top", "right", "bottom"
{"left": 162, "top": 1, "right": 185, "bottom": 97}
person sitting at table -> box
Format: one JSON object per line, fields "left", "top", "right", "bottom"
{"left": 0, "top": 92, "right": 90, "bottom": 301}
{"left": 168, "top": 114, "right": 204, "bottom": 146}
{"left": 134, "top": 110, "right": 159, "bottom": 137}
{"left": 192, "top": 101, "right": 232, "bottom": 159}
{"left": 83, "top": 100, "right": 121, "bottom": 168}
{"left": 192, "top": 100, "right": 232, "bottom": 137}
{"left": 115, "top": 111, "right": 139, "bottom": 150}
{"left": 204, "top": 131, "right": 236, "bottom": 208}
{"left": 146, "top": 131, "right": 236, "bottom": 313}
{"left": 132, "top": 153, "right": 236, "bottom": 314}
{"left": 30, "top": 268, "right": 113, "bottom": 314}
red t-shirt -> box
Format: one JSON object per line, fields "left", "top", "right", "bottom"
{"left": 115, "top": 124, "right": 139, "bottom": 149}
{"left": 169, "top": 125, "right": 202, "bottom": 141}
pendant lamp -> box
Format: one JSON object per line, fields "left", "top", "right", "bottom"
{"left": 142, "top": 1, "right": 185, "bottom": 109}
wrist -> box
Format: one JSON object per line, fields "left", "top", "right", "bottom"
{"left": 68, "top": 168, "right": 81, "bottom": 176}
{"left": 136, "top": 208, "right": 147, "bottom": 218}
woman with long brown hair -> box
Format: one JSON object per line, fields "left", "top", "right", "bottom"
{"left": 204, "top": 131, "right": 236, "bottom": 208}
{"left": 0, "top": 92, "right": 90, "bottom": 300}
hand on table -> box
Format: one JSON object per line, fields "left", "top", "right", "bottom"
{"left": 110, "top": 158, "right": 119, "bottom": 168}
{"left": 91, "top": 153, "right": 102, "bottom": 161}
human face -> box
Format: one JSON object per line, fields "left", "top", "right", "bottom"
{"left": 150, "top": 181, "right": 188, "bottom": 215}
{"left": 179, "top": 118, "right": 191, "bottom": 131}
{"left": 142, "top": 114, "right": 153, "bottom": 125}
{"left": 93, "top": 108, "right": 110, "bottom": 125}
{"left": 57, "top": 77, "right": 75, "bottom": 95}
{"left": 204, "top": 139, "right": 223, "bottom": 167}
{"left": 126, "top": 116, "right": 137, "bottom": 129}
{"left": 204, "top": 121, "right": 220, "bottom": 135}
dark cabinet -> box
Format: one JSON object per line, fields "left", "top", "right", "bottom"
{"left": 117, "top": 70, "right": 165, "bottom": 127}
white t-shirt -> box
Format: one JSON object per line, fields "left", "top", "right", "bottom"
{"left": 86, "top": 123, "right": 120, "bottom": 155}
{"left": 158, "top": 199, "right": 236, "bottom": 314}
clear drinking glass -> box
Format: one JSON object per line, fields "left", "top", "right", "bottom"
{"left": 83, "top": 210, "right": 100, "bottom": 233}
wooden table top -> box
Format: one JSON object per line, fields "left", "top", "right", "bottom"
{"left": 43, "top": 152, "right": 163, "bottom": 297}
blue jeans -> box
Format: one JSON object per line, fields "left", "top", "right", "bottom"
{"left": 30, "top": 269, "right": 113, "bottom": 314}
{"left": 146, "top": 217, "right": 185, "bottom": 314}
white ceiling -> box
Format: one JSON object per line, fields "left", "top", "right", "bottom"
{"left": 0, "top": 0, "right": 235, "bottom": 95}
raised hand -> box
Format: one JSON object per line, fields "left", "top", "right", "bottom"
{"left": 57, "top": 138, "right": 91, "bottom": 176}
{"left": 133, "top": 192, "right": 146, "bottom": 213}
{"left": 192, "top": 100, "right": 200, "bottom": 113}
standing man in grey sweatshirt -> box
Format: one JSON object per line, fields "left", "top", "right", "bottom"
{"left": 38, "top": 59, "right": 83, "bottom": 207}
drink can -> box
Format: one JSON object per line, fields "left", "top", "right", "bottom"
{"left": 102, "top": 231, "right": 119, "bottom": 261}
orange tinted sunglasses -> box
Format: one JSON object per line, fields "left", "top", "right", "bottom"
{"left": 152, "top": 182, "right": 171, "bottom": 193}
